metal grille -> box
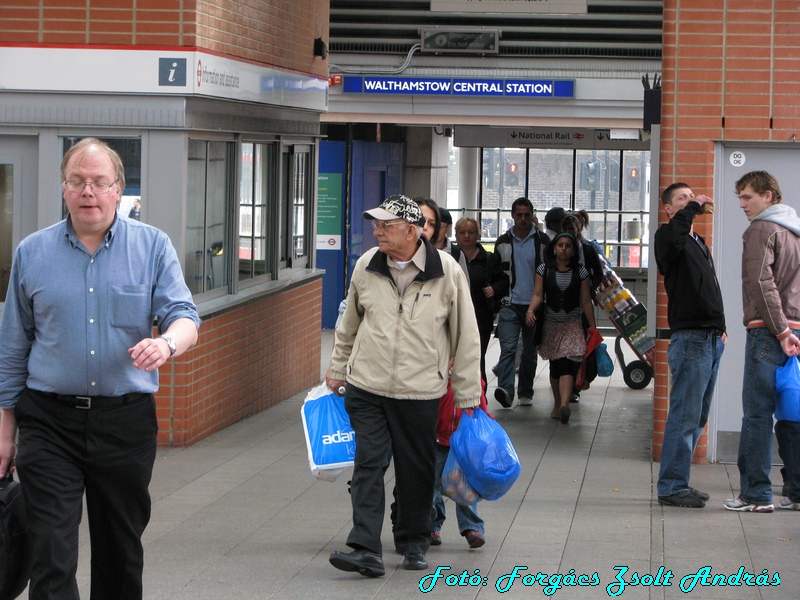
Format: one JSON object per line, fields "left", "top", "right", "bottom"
{"left": 330, "top": 0, "right": 663, "bottom": 60}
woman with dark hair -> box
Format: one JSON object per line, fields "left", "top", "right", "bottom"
{"left": 413, "top": 197, "right": 441, "bottom": 246}
{"left": 453, "top": 217, "right": 509, "bottom": 386}
{"left": 561, "top": 213, "right": 605, "bottom": 292}
{"left": 525, "top": 233, "right": 596, "bottom": 423}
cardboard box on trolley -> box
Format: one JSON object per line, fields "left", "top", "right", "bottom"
{"left": 594, "top": 267, "right": 655, "bottom": 389}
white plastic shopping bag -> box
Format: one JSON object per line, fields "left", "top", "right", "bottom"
{"left": 300, "top": 383, "right": 356, "bottom": 481}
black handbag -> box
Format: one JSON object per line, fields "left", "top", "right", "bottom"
{"left": 0, "top": 472, "right": 32, "bottom": 600}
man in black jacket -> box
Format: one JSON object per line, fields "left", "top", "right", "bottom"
{"left": 653, "top": 182, "right": 726, "bottom": 508}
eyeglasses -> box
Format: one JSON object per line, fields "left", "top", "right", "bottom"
{"left": 63, "top": 180, "right": 117, "bottom": 194}
{"left": 371, "top": 219, "right": 408, "bottom": 231}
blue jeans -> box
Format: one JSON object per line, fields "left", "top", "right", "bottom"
{"left": 495, "top": 304, "right": 537, "bottom": 400}
{"left": 431, "top": 444, "right": 484, "bottom": 535}
{"left": 738, "top": 328, "right": 798, "bottom": 504}
{"left": 657, "top": 329, "right": 724, "bottom": 497}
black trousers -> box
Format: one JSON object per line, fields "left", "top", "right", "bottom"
{"left": 15, "top": 388, "right": 158, "bottom": 600}
{"left": 775, "top": 419, "right": 800, "bottom": 502}
{"left": 344, "top": 386, "right": 439, "bottom": 556}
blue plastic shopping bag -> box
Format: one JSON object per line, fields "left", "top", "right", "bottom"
{"left": 449, "top": 408, "right": 521, "bottom": 501}
{"left": 300, "top": 383, "right": 356, "bottom": 481}
{"left": 596, "top": 343, "right": 614, "bottom": 377}
{"left": 775, "top": 356, "right": 800, "bottom": 422}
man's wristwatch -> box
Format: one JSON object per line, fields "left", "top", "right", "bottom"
{"left": 159, "top": 335, "right": 177, "bottom": 356}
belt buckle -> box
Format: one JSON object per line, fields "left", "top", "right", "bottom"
{"left": 75, "top": 396, "right": 92, "bottom": 409}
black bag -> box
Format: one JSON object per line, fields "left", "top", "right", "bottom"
{"left": 0, "top": 472, "right": 32, "bottom": 600}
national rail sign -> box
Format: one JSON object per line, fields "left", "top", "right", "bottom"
{"left": 454, "top": 126, "right": 650, "bottom": 150}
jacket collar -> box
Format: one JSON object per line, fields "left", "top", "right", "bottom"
{"left": 366, "top": 236, "right": 444, "bottom": 282}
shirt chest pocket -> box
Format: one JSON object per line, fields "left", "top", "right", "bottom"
{"left": 108, "top": 283, "right": 151, "bottom": 330}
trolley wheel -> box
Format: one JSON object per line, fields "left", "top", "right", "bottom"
{"left": 623, "top": 360, "right": 652, "bottom": 390}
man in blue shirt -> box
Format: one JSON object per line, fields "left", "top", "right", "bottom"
{"left": 0, "top": 138, "right": 200, "bottom": 599}
{"left": 492, "top": 197, "right": 549, "bottom": 408}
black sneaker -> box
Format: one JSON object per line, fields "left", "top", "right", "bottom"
{"left": 688, "top": 487, "right": 710, "bottom": 501}
{"left": 494, "top": 387, "right": 512, "bottom": 408}
{"left": 658, "top": 490, "right": 705, "bottom": 508}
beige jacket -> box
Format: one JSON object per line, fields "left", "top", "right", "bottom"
{"left": 330, "top": 238, "right": 482, "bottom": 408}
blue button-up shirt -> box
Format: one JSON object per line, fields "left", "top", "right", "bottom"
{"left": 509, "top": 228, "right": 540, "bottom": 305}
{"left": 0, "top": 216, "right": 200, "bottom": 408}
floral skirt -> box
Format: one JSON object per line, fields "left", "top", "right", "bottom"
{"left": 538, "top": 317, "right": 586, "bottom": 362}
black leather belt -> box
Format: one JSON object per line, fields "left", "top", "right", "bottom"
{"left": 48, "top": 392, "right": 148, "bottom": 409}
{"left": 657, "top": 328, "right": 724, "bottom": 340}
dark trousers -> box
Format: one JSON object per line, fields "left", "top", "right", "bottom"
{"left": 344, "top": 386, "right": 439, "bottom": 556}
{"left": 775, "top": 419, "right": 800, "bottom": 502}
{"left": 478, "top": 324, "right": 493, "bottom": 388}
{"left": 14, "top": 388, "right": 158, "bottom": 600}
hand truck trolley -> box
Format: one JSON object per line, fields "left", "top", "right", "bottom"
{"left": 594, "top": 268, "right": 655, "bottom": 390}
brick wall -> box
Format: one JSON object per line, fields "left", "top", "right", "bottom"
{"left": 654, "top": 0, "right": 800, "bottom": 462}
{"left": 0, "top": 0, "right": 329, "bottom": 79}
{"left": 156, "top": 278, "right": 323, "bottom": 446}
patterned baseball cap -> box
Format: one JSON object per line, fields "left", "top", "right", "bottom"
{"left": 363, "top": 194, "right": 425, "bottom": 226}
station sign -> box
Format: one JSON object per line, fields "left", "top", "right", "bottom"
{"left": 342, "top": 76, "right": 575, "bottom": 99}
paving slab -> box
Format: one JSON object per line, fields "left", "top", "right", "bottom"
{"left": 44, "top": 331, "right": 798, "bottom": 599}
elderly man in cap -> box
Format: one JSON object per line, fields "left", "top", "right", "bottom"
{"left": 326, "top": 194, "right": 482, "bottom": 577}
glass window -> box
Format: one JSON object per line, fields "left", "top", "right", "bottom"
{"left": 279, "top": 146, "right": 311, "bottom": 269}
{"left": 186, "top": 140, "right": 234, "bottom": 294}
{"left": 481, "top": 147, "right": 527, "bottom": 212}
{"left": 239, "top": 143, "right": 275, "bottom": 282}
{"left": 472, "top": 146, "right": 650, "bottom": 268}
{"left": 527, "top": 148, "right": 574, "bottom": 222}
{"left": 575, "top": 149, "right": 650, "bottom": 268}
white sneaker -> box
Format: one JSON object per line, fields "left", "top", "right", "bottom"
{"left": 779, "top": 497, "right": 800, "bottom": 511}
{"left": 723, "top": 497, "right": 773, "bottom": 512}
{"left": 518, "top": 396, "right": 533, "bottom": 406}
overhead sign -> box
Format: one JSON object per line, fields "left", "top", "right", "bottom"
{"left": 421, "top": 29, "right": 499, "bottom": 54}
{"left": 455, "top": 126, "right": 649, "bottom": 150}
{"left": 431, "top": 0, "right": 587, "bottom": 14}
{"left": 343, "top": 76, "right": 574, "bottom": 98}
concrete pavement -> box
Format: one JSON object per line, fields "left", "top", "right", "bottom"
{"left": 65, "top": 330, "right": 797, "bottom": 599}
